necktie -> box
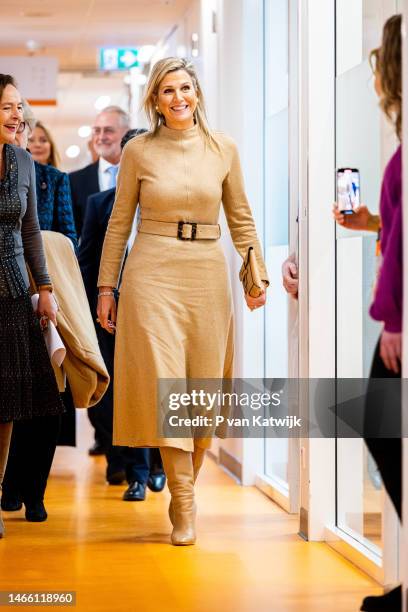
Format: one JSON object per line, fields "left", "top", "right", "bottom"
{"left": 106, "top": 165, "right": 118, "bottom": 189}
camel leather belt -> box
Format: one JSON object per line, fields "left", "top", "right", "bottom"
{"left": 138, "top": 219, "right": 221, "bottom": 241}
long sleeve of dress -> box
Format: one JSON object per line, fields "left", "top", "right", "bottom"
{"left": 98, "top": 142, "right": 140, "bottom": 288}
{"left": 221, "top": 139, "right": 269, "bottom": 283}
{"left": 369, "top": 203, "right": 403, "bottom": 332}
{"left": 22, "top": 157, "right": 51, "bottom": 286}
{"left": 369, "top": 146, "right": 402, "bottom": 333}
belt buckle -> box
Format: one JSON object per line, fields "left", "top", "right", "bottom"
{"left": 177, "top": 221, "right": 197, "bottom": 241}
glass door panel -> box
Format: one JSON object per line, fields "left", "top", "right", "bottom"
{"left": 335, "top": 0, "right": 400, "bottom": 556}
{"left": 263, "top": 0, "right": 290, "bottom": 487}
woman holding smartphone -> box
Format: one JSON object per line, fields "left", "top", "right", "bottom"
{"left": 335, "top": 15, "right": 402, "bottom": 612}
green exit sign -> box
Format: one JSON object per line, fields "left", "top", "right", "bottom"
{"left": 99, "top": 48, "right": 139, "bottom": 71}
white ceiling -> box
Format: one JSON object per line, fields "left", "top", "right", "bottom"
{"left": 0, "top": 0, "right": 192, "bottom": 170}
{"left": 0, "top": 0, "right": 191, "bottom": 69}
{"left": 33, "top": 72, "right": 131, "bottom": 171}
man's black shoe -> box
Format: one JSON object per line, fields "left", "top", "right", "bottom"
{"left": 106, "top": 469, "right": 126, "bottom": 485}
{"left": 123, "top": 481, "right": 146, "bottom": 501}
{"left": 88, "top": 441, "right": 106, "bottom": 456}
{"left": 1, "top": 497, "right": 23, "bottom": 512}
{"left": 147, "top": 472, "right": 166, "bottom": 492}
{"left": 360, "top": 585, "right": 402, "bottom": 611}
{"left": 25, "top": 501, "right": 48, "bottom": 522}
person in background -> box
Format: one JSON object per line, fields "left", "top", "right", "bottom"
{"left": 0, "top": 74, "right": 64, "bottom": 537}
{"left": 69, "top": 105, "right": 129, "bottom": 456}
{"left": 18, "top": 110, "right": 77, "bottom": 249}
{"left": 359, "top": 16, "right": 403, "bottom": 612}
{"left": 28, "top": 121, "right": 61, "bottom": 168}
{"left": 79, "top": 128, "right": 166, "bottom": 499}
{"left": 281, "top": 253, "right": 298, "bottom": 299}
{"left": 69, "top": 106, "right": 129, "bottom": 237}
{"left": 1, "top": 102, "right": 78, "bottom": 522}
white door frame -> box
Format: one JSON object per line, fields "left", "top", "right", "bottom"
{"left": 298, "top": 0, "right": 337, "bottom": 543}
{"left": 255, "top": 0, "right": 301, "bottom": 514}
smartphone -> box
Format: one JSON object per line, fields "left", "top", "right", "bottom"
{"left": 337, "top": 168, "right": 360, "bottom": 215}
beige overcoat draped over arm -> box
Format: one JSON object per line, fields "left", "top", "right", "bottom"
{"left": 41, "top": 231, "right": 110, "bottom": 408}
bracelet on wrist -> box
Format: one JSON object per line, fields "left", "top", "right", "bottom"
{"left": 98, "top": 291, "right": 115, "bottom": 298}
{"left": 38, "top": 284, "right": 53, "bottom": 293}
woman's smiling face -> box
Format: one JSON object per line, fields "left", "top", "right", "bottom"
{"left": 28, "top": 126, "right": 52, "bottom": 165}
{"left": 156, "top": 69, "right": 198, "bottom": 130}
{"left": 0, "top": 84, "right": 23, "bottom": 145}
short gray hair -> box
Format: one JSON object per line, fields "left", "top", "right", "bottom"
{"left": 22, "top": 99, "right": 36, "bottom": 131}
{"left": 96, "top": 105, "right": 130, "bottom": 128}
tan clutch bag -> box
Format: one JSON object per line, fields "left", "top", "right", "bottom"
{"left": 239, "top": 247, "right": 264, "bottom": 297}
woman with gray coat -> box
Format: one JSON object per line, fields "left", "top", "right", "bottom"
{"left": 0, "top": 75, "right": 64, "bottom": 538}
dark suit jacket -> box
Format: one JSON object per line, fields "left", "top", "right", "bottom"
{"left": 78, "top": 187, "right": 115, "bottom": 317}
{"left": 69, "top": 161, "right": 100, "bottom": 237}
{"left": 34, "top": 161, "right": 78, "bottom": 250}
{"left": 78, "top": 187, "right": 118, "bottom": 394}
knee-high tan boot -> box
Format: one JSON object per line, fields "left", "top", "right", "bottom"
{"left": 168, "top": 445, "right": 206, "bottom": 526}
{"left": 160, "top": 447, "right": 196, "bottom": 546}
{"left": 192, "top": 446, "right": 206, "bottom": 482}
{"left": 0, "top": 422, "right": 13, "bottom": 539}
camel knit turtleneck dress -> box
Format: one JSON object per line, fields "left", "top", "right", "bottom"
{"left": 98, "top": 124, "right": 268, "bottom": 451}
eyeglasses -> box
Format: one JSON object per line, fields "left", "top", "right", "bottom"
{"left": 92, "top": 127, "right": 117, "bottom": 136}
{"left": 16, "top": 121, "right": 26, "bottom": 134}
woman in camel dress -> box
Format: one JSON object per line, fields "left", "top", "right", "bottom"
{"left": 98, "top": 58, "right": 268, "bottom": 546}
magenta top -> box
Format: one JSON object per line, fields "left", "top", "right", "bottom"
{"left": 369, "top": 145, "right": 403, "bottom": 333}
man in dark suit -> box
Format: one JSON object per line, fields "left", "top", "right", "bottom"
{"left": 79, "top": 128, "right": 165, "bottom": 501}
{"left": 69, "top": 105, "right": 130, "bottom": 237}
{"left": 70, "top": 106, "right": 130, "bottom": 455}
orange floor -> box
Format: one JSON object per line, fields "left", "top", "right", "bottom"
{"left": 0, "top": 413, "right": 381, "bottom": 612}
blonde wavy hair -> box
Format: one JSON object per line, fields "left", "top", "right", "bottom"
{"left": 142, "top": 57, "right": 215, "bottom": 146}
{"left": 31, "top": 121, "right": 61, "bottom": 168}
{"left": 370, "top": 14, "right": 402, "bottom": 140}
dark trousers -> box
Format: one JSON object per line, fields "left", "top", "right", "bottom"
{"left": 365, "top": 340, "right": 402, "bottom": 520}
{"left": 2, "top": 386, "right": 76, "bottom": 503}
{"left": 121, "top": 447, "right": 149, "bottom": 484}
{"left": 87, "top": 326, "right": 116, "bottom": 453}
{"left": 57, "top": 385, "right": 76, "bottom": 446}
{"left": 2, "top": 415, "right": 61, "bottom": 504}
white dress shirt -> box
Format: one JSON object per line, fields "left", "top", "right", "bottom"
{"left": 99, "top": 158, "right": 137, "bottom": 251}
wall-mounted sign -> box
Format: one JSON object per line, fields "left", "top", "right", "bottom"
{"left": 99, "top": 48, "right": 139, "bottom": 71}
{"left": 0, "top": 57, "right": 58, "bottom": 105}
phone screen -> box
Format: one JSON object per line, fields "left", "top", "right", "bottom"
{"left": 337, "top": 168, "right": 360, "bottom": 215}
